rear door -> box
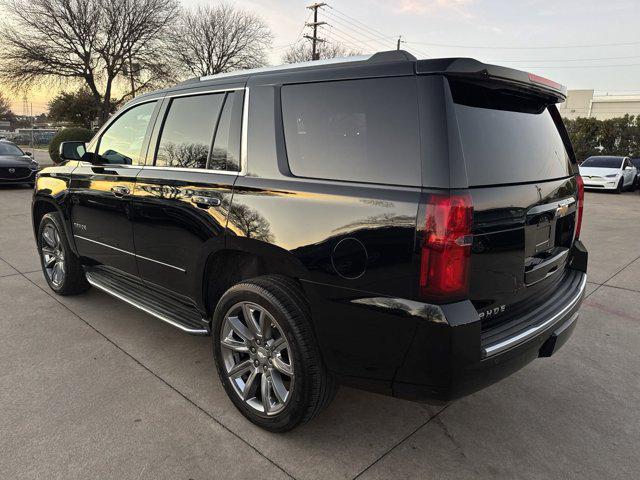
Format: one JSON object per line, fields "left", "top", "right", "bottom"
{"left": 131, "top": 87, "right": 244, "bottom": 300}
{"left": 444, "top": 78, "right": 579, "bottom": 321}
{"left": 69, "top": 100, "right": 159, "bottom": 276}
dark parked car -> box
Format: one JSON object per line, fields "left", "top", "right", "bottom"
{"left": 32, "top": 51, "right": 588, "bottom": 432}
{"left": 0, "top": 141, "right": 39, "bottom": 186}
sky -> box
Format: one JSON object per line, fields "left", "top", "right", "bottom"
{"left": 4, "top": 0, "right": 639, "bottom": 114}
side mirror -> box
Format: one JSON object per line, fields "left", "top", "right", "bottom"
{"left": 625, "top": 166, "right": 634, "bottom": 171}
{"left": 59, "top": 141, "right": 86, "bottom": 161}
{"left": 24, "top": 151, "right": 32, "bottom": 157}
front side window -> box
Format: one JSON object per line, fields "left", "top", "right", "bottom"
{"left": 97, "top": 101, "right": 156, "bottom": 165}
{"left": 155, "top": 93, "right": 224, "bottom": 169}
{"left": 281, "top": 77, "right": 421, "bottom": 185}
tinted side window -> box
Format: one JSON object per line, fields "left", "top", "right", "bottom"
{"left": 281, "top": 77, "right": 420, "bottom": 185}
{"left": 156, "top": 93, "right": 224, "bottom": 169}
{"left": 209, "top": 90, "right": 243, "bottom": 171}
{"left": 97, "top": 101, "right": 156, "bottom": 165}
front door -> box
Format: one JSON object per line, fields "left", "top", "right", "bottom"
{"left": 132, "top": 88, "right": 244, "bottom": 300}
{"left": 69, "top": 100, "right": 159, "bottom": 276}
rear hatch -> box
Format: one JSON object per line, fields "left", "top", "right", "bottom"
{"left": 444, "top": 73, "right": 580, "bottom": 328}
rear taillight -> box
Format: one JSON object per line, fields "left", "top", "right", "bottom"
{"left": 419, "top": 192, "right": 473, "bottom": 302}
{"left": 575, "top": 174, "right": 585, "bottom": 239}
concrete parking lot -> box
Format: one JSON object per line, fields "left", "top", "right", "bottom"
{"left": 1, "top": 186, "right": 639, "bottom": 480}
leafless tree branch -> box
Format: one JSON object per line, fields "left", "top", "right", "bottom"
{"left": 167, "top": 3, "right": 273, "bottom": 78}
{"left": 0, "top": 0, "right": 179, "bottom": 124}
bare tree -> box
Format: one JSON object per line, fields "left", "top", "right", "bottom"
{"left": 0, "top": 91, "right": 13, "bottom": 120}
{"left": 168, "top": 4, "right": 273, "bottom": 78}
{"left": 0, "top": 0, "right": 179, "bottom": 124}
{"left": 282, "top": 42, "right": 362, "bottom": 64}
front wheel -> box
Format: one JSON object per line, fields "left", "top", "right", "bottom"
{"left": 37, "top": 212, "right": 89, "bottom": 295}
{"left": 615, "top": 178, "right": 624, "bottom": 194}
{"left": 212, "top": 275, "right": 336, "bottom": 432}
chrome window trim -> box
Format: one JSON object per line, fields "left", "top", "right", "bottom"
{"left": 163, "top": 86, "right": 243, "bottom": 99}
{"left": 139, "top": 165, "right": 239, "bottom": 176}
{"left": 74, "top": 234, "right": 186, "bottom": 273}
{"left": 482, "top": 273, "right": 587, "bottom": 358}
{"left": 240, "top": 86, "right": 249, "bottom": 176}
{"left": 79, "top": 87, "right": 249, "bottom": 176}
{"left": 138, "top": 86, "right": 248, "bottom": 176}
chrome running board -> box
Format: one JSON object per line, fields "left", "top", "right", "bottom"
{"left": 85, "top": 267, "right": 208, "bottom": 335}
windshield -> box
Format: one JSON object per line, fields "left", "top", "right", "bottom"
{"left": 581, "top": 157, "right": 623, "bottom": 169}
{"left": 0, "top": 143, "right": 24, "bottom": 156}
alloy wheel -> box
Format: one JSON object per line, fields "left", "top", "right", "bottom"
{"left": 220, "top": 301, "right": 294, "bottom": 415}
{"left": 41, "top": 223, "right": 65, "bottom": 287}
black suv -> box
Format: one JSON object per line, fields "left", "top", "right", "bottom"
{"left": 32, "top": 51, "right": 588, "bottom": 432}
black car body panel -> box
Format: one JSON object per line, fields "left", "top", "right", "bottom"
{"left": 32, "top": 51, "right": 587, "bottom": 403}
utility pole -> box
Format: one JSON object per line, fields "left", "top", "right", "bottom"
{"left": 397, "top": 35, "right": 405, "bottom": 50}
{"left": 305, "top": 2, "right": 326, "bottom": 61}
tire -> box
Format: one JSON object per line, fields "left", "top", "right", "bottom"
{"left": 212, "top": 275, "right": 336, "bottom": 432}
{"left": 37, "top": 212, "right": 89, "bottom": 295}
{"left": 615, "top": 178, "right": 623, "bottom": 194}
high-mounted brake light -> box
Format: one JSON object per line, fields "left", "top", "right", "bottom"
{"left": 575, "top": 175, "right": 585, "bottom": 239}
{"left": 419, "top": 192, "right": 473, "bottom": 302}
{"left": 528, "top": 72, "right": 563, "bottom": 91}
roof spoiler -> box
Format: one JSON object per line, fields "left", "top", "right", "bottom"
{"left": 417, "top": 58, "right": 567, "bottom": 102}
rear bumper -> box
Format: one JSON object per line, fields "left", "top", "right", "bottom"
{"left": 392, "top": 267, "right": 587, "bottom": 403}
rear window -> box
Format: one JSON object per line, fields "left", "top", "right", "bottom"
{"left": 582, "top": 156, "right": 623, "bottom": 168}
{"left": 450, "top": 80, "right": 571, "bottom": 186}
{"left": 281, "top": 77, "right": 420, "bottom": 185}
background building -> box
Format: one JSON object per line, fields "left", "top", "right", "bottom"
{"left": 558, "top": 90, "right": 640, "bottom": 120}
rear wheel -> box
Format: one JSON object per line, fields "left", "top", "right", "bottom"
{"left": 37, "top": 212, "right": 89, "bottom": 295}
{"left": 212, "top": 275, "right": 336, "bottom": 432}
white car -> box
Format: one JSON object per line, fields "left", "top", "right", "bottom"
{"left": 579, "top": 156, "right": 637, "bottom": 193}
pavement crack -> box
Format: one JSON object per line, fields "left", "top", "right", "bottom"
{"left": 14, "top": 266, "right": 297, "bottom": 480}
{"left": 587, "top": 253, "right": 640, "bottom": 299}
{"left": 432, "top": 415, "right": 467, "bottom": 459}
{"left": 352, "top": 403, "right": 451, "bottom": 479}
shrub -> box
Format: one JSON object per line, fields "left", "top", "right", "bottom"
{"left": 49, "top": 127, "right": 94, "bottom": 163}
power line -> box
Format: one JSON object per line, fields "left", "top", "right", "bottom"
{"left": 326, "top": 5, "right": 393, "bottom": 43}
{"left": 325, "top": 5, "right": 431, "bottom": 58}
{"left": 323, "top": 8, "right": 395, "bottom": 44}
{"left": 327, "top": 24, "right": 391, "bottom": 51}
{"left": 404, "top": 40, "right": 640, "bottom": 50}
{"left": 323, "top": 12, "right": 393, "bottom": 50}
{"left": 528, "top": 63, "right": 640, "bottom": 69}
{"left": 496, "top": 55, "right": 640, "bottom": 63}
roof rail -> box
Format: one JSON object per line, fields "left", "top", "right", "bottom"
{"left": 198, "top": 50, "right": 415, "bottom": 82}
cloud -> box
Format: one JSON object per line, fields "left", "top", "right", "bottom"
{"left": 395, "top": 0, "right": 476, "bottom": 17}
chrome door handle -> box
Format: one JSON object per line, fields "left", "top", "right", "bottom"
{"left": 191, "top": 195, "right": 221, "bottom": 208}
{"left": 111, "top": 185, "right": 130, "bottom": 197}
